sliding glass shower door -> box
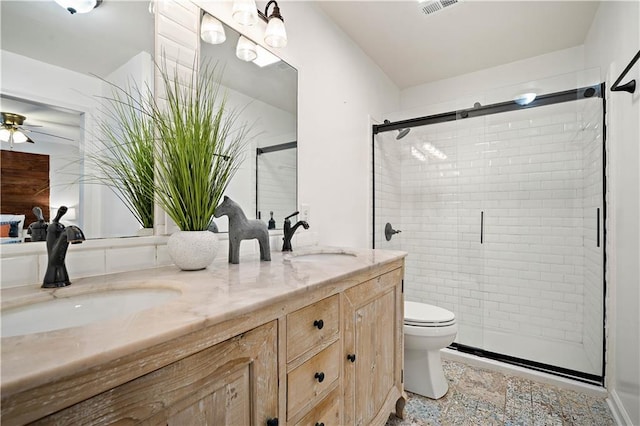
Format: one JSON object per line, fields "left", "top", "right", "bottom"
{"left": 373, "top": 81, "right": 605, "bottom": 383}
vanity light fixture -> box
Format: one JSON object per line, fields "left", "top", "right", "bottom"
{"left": 236, "top": 36, "right": 258, "bottom": 62}
{"left": 232, "top": 0, "right": 288, "bottom": 48}
{"left": 262, "top": 0, "right": 287, "bottom": 48}
{"left": 54, "top": 0, "right": 102, "bottom": 15}
{"left": 232, "top": 0, "right": 258, "bottom": 26}
{"left": 201, "top": 13, "right": 226, "bottom": 45}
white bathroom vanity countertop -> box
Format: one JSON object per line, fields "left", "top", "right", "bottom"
{"left": 0, "top": 247, "right": 406, "bottom": 401}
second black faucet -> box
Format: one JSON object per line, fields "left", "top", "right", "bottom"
{"left": 282, "top": 211, "right": 309, "bottom": 251}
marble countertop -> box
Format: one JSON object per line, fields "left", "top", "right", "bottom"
{"left": 1, "top": 247, "right": 406, "bottom": 399}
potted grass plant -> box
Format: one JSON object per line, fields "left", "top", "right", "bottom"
{"left": 149, "top": 60, "right": 250, "bottom": 270}
{"left": 91, "top": 59, "right": 250, "bottom": 270}
{"left": 89, "top": 80, "right": 155, "bottom": 235}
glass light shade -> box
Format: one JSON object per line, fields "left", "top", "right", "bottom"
{"left": 232, "top": 0, "right": 258, "bottom": 26}
{"left": 264, "top": 17, "right": 287, "bottom": 48}
{"left": 54, "top": 0, "right": 98, "bottom": 14}
{"left": 11, "top": 130, "right": 28, "bottom": 144}
{"left": 0, "top": 129, "right": 11, "bottom": 143}
{"left": 201, "top": 13, "right": 226, "bottom": 44}
{"left": 236, "top": 36, "right": 257, "bottom": 62}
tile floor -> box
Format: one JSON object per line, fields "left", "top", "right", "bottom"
{"left": 386, "top": 360, "right": 615, "bottom": 426}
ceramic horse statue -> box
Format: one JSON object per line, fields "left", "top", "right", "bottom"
{"left": 214, "top": 196, "right": 271, "bottom": 264}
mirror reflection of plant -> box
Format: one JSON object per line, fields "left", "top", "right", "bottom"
{"left": 88, "top": 80, "right": 155, "bottom": 230}
{"left": 149, "top": 59, "right": 250, "bottom": 231}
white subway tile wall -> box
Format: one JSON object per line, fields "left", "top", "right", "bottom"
{"left": 374, "top": 98, "right": 604, "bottom": 373}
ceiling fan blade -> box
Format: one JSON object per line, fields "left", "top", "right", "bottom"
{"left": 27, "top": 128, "right": 75, "bottom": 141}
{"left": 19, "top": 123, "right": 44, "bottom": 128}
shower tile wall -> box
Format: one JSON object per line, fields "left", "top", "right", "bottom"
{"left": 375, "top": 98, "right": 603, "bottom": 374}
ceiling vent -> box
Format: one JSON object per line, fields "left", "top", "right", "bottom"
{"left": 419, "top": 0, "right": 459, "bottom": 15}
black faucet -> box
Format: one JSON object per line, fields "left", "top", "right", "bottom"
{"left": 42, "top": 206, "right": 85, "bottom": 288}
{"left": 282, "top": 211, "right": 309, "bottom": 252}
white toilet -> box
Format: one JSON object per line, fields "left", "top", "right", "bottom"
{"left": 404, "top": 300, "right": 457, "bottom": 399}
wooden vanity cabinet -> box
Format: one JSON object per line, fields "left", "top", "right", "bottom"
{"left": 343, "top": 267, "right": 405, "bottom": 426}
{"left": 34, "top": 321, "right": 278, "bottom": 426}
{"left": 9, "top": 259, "right": 405, "bottom": 426}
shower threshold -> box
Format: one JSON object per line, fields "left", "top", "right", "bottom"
{"left": 449, "top": 341, "right": 603, "bottom": 386}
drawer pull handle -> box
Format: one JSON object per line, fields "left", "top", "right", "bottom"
{"left": 315, "top": 423, "right": 325, "bottom": 426}
{"left": 313, "top": 319, "right": 324, "bottom": 330}
{"left": 347, "top": 353, "right": 356, "bottom": 363}
{"left": 266, "top": 418, "right": 279, "bottom": 426}
{"left": 314, "top": 372, "right": 325, "bottom": 383}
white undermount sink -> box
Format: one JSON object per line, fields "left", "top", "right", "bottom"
{"left": 1, "top": 288, "right": 181, "bottom": 338}
{"left": 283, "top": 249, "right": 358, "bottom": 263}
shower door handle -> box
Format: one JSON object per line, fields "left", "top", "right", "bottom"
{"left": 480, "top": 211, "right": 484, "bottom": 244}
{"left": 596, "top": 208, "right": 600, "bottom": 248}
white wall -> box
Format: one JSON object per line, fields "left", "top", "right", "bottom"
{"left": 584, "top": 2, "right": 640, "bottom": 424}
{"left": 397, "top": 46, "right": 589, "bottom": 117}
{"left": 288, "top": 3, "right": 400, "bottom": 247}
{"left": 101, "top": 51, "right": 155, "bottom": 237}
{"left": 1, "top": 50, "right": 102, "bottom": 235}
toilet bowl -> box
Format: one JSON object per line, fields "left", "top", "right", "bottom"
{"left": 404, "top": 300, "right": 457, "bottom": 399}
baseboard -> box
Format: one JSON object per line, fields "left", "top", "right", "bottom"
{"left": 607, "top": 389, "right": 634, "bottom": 426}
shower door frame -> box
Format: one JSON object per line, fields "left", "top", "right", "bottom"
{"left": 372, "top": 83, "right": 607, "bottom": 386}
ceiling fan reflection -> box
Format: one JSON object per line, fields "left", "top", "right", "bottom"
{"left": 1, "top": 112, "right": 75, "bottom": 149}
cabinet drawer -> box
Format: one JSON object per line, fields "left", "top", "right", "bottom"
{"left": 294, "top": 385, "right": 340, "bottom": 426}
{"left": 287, "top": 294, "right": 339, "bottom": 362}
{"left": 287, "top": 341, "right": 340, "bottom": 420}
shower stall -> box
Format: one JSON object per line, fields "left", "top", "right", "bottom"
{"left": 373, "top": 77, "right": 606, "bottom": 384}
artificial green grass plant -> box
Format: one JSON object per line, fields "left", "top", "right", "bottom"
{"left": 90, "top": 80, "right": 155, "bottom": 229}
{"left": 149, "top": 60, "right": 250, "bottom": 231}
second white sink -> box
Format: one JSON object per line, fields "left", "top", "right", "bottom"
{"left": 1, "top": 288, "right": 181, "bottom": 338}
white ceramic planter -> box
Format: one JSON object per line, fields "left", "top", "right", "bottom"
{"left": 167, "top": 231, "right": 219, "bottom": 271}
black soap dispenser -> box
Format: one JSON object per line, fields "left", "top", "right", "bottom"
{"left": 268, "top": 211, "right": 276, "bottom": 230}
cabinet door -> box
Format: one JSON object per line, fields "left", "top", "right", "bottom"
{"left": 343, "top": 268, "right": 404, "bottom": 426}
{"left": 35, "top": 321, "right": 278, "bottom": 426}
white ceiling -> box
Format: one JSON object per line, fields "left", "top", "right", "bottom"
{"left": 316, "top": 1, "right": 600, "bottom": 89}
{"left": 1, "top": 0, "right": 154, "bottom": 78}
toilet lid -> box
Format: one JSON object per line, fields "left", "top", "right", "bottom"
{"left": 404, "top": 301, "right": 456, "bottom": 326}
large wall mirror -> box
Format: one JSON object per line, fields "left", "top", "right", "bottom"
{"left": 0, "top": 0, "right": 154, "bottom": 241}
{"left": 199, "top": 13, "right": 297, "bottom": 232}
{"left": 1, "top": 1, "right": 297, "bottom": 244}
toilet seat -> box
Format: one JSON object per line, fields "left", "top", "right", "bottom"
{"left": 404, "top": 301, "right": 456, "bottom": 327}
